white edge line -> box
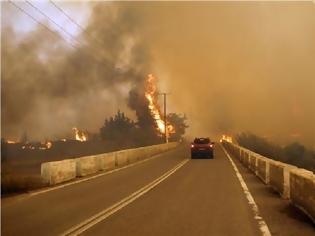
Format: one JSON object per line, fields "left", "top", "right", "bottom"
{"left": 27, "top": 151, "right": 173, "bottom": 198}
{"left": 221, "top": 144, "right": 272, "bottom": 236}
{"left": 61, "top": 158, "right": 189, "bottom": 236}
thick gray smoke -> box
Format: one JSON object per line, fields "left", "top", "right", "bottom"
{"left": 2, "top": 2, "right": 315, "bottom": 148}
{"left": 1, "top": 2, "right": 151, "bottom": 141}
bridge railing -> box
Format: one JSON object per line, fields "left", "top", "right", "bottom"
{"left": 222, "top": 141, "right": 315, "bottom": 224}
{"left": 41, "top": 142, "right": 178, "bottom": 186}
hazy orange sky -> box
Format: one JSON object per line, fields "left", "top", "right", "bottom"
{"left": 2, "top": 2, "right": 315, "bottom": 148}
{"left": 138, "top": 2, "right": 315, "bottom": 147}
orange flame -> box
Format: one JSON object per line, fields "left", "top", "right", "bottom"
{"left": 145, "top": 74, "right": 175, "bottom": 136}
{"left": 220, "top": 134, "right": 233, "bottom": 143}
{"left": 73, "top": 127, "right": 87, "bottom": 142}
{"left": 34, "top": 141, "right": 54, "bottom": 150}
{"left": 6, "top": 140, "right": 17, "bottom": 144}
{"left": 46, "top": 141, "right": 53, "bottom": 149}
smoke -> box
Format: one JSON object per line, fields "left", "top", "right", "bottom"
{"left": 141, "top": 2, "right": 315, "bottom": 148}
{"left": 1, "top": 2, "right": 151, "bottom": 141}
{"left": 2, "top": 2, "right": 315, "bottom": 148}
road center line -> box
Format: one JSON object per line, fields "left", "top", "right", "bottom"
{"left": 61, "top": 158, "right": 189, "bottom": 236}
{"left": 221, "top": 144, "right": 272, "bottom": 236}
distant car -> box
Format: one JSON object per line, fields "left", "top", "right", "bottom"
{"left": 191, "top": 137, "right": 214, "bottom": 159}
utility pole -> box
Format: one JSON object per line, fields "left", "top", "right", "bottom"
{"left": 159, "top": 93, "right": 170, "bottom": 143}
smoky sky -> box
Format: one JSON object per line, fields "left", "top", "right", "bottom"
{"left": 2, "top": 2, "right": 150, "bottom": 141}
{"left": 2, "top": 2, "right": 315, "bottom": 148}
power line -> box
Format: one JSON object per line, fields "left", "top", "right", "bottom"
{"left": 49, "top": 0, "right": 84, "bottom": 31}
{"left": 27, "top": 0, "right": 110, "bottom": 64}
{"left": 25, "top": 0, "right": 79, "bottom": 44}
{"left": 8, "top": 0, "right": 78, "bottom": 49}
{"left": 49, "top": 0, "right": 107, "bottom": 53}
{"left": 10, "top": 1, "right": 109, "bottom": 66}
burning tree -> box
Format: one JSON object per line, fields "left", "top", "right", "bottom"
{"left": 144, "top": 74, "right": 175, "bottom": 137}
{"left": 127, "top": 78, "right": 162, "bottom": 144}
{"left": 101, "top": 74, "right": 187, "bottom": 146}
{"left": 128, "top": 74, "right": 177, "bottom": 141}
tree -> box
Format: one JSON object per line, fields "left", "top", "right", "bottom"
{"left": 167, "top": 113, "right": 189, "bottom": 141}
{"left": 236, "top": 132, "right": 315, "bottom": 172}
{"left": 100, "top": 110, "right": 136, "bottom": 142}
{"left": 128, "top": 88, "right": 161, "bottom": 144}
{"left": 99, "top": 110, "right": 189, "bottom": 146}
{"left": 284, "top": 142, "right": 306, "bottom": 166}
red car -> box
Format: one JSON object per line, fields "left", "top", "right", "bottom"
{"left": 191, "top": 138, "right": 214, "bottom": 159}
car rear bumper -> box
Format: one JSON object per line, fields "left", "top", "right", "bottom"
{"left": 191, "top": 149, "right": 213, "bottom": 158}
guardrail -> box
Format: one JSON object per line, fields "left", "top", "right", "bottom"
{"left": 41, "top": 142, "right": 178, "bottom": 186}
{"left": 222, "top": 141, "right": 315, "bottom": 224}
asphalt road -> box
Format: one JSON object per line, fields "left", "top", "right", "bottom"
{"left": 2, "top": 143, "right": 314, "bottom": 236}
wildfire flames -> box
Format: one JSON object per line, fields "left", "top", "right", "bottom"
{"left": 7, "top": 75, "right": 172, "bottom": 147}
{"left": 46, "top": 141, "right": 53, "bottom": 149}
{"left": 21, "top": 141, "right": 53, "bottom": 150}
{"left": 7, "top": 127, "right": 87, "bottom": 150}
{"left": 6, "top": 140, "right": 17, "bottom": 144}
{"left": 220, "top": 134, "right": 233, "bottom": 143}
{"left": 145, "top": 74, "right": 175, "bottom": 137}
{"left": 38, "top": 141, "right": 53, "bottom": 150}
{"left": 73, "top": 127, "right": 88, "bottom": 142}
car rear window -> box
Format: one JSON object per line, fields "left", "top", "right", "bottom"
{"left": 194, "top": 138, "right": 210, "bottom": 144}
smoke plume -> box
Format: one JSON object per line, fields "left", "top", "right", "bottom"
{"left": 2, "top": 2, "right": 315, "bottom": 148}
{"left": 2, "top": 2, "right": 151, "bottom": 141}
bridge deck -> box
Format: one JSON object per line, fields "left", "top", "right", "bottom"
{"left": 2, "top": 144, "right": 314, "bottom": 236}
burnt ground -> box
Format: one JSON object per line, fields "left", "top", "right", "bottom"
{"left": 1, "top": 140, "right": 143, "bottom": 177}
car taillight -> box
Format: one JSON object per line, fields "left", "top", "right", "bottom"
{"left": 191, "top": 144, "right": 194, "bottom": 148}
{"left": 209, "top": 144, "right": 213, "bottom": 148}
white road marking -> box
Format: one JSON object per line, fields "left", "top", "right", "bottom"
{"left": 61, "top": 158, "right": 189, "bottom": 236}
{"left": 221, "top": 144, "right": 272, "bottom": 236}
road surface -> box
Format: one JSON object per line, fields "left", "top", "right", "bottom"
{"left": 2, "top": 143, "right": 314, "bottom": 236}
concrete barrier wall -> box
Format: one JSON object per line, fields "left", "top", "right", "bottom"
{"left": 139, "top": 146, "right": 152, "bottom": 160}
{"left": 249, "top": 154, "right": 257, "bottom": 173}
{"left": 96, "top": 153, "right": 116, "bottom": 171}
{"left": 257, "top": 158, "right": 269, "bottom": 184}
{"left": 269, "top": 161, "right": 285, "bottom": 195}
{"left": 269, "top": 161, "right": 297, "bottom": 199}
{"left": 127, "top": 150, "right": 139, "bottom": 163}
{"left": 41, "top": 159, "right": 76, "bottom": 185}
{"left": 223, "top": 141, "right": 315, "bottom": 223}
{"left": 290, "top": 169, "right": 315, "bottom": 222}
{"left": 41, "top": 142, "right": 178, "bottom": 185}
{"left": 245, "top": 153, "right": 250, "bottom": 167}
{"left": 240, "top": 150, "right": 245, "bottom": 164}
{"left": 115, "top": 150, "right": 129, "bottom": 167}
{"left": 76, "top": 156, "right": 99, "bottom": 177}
